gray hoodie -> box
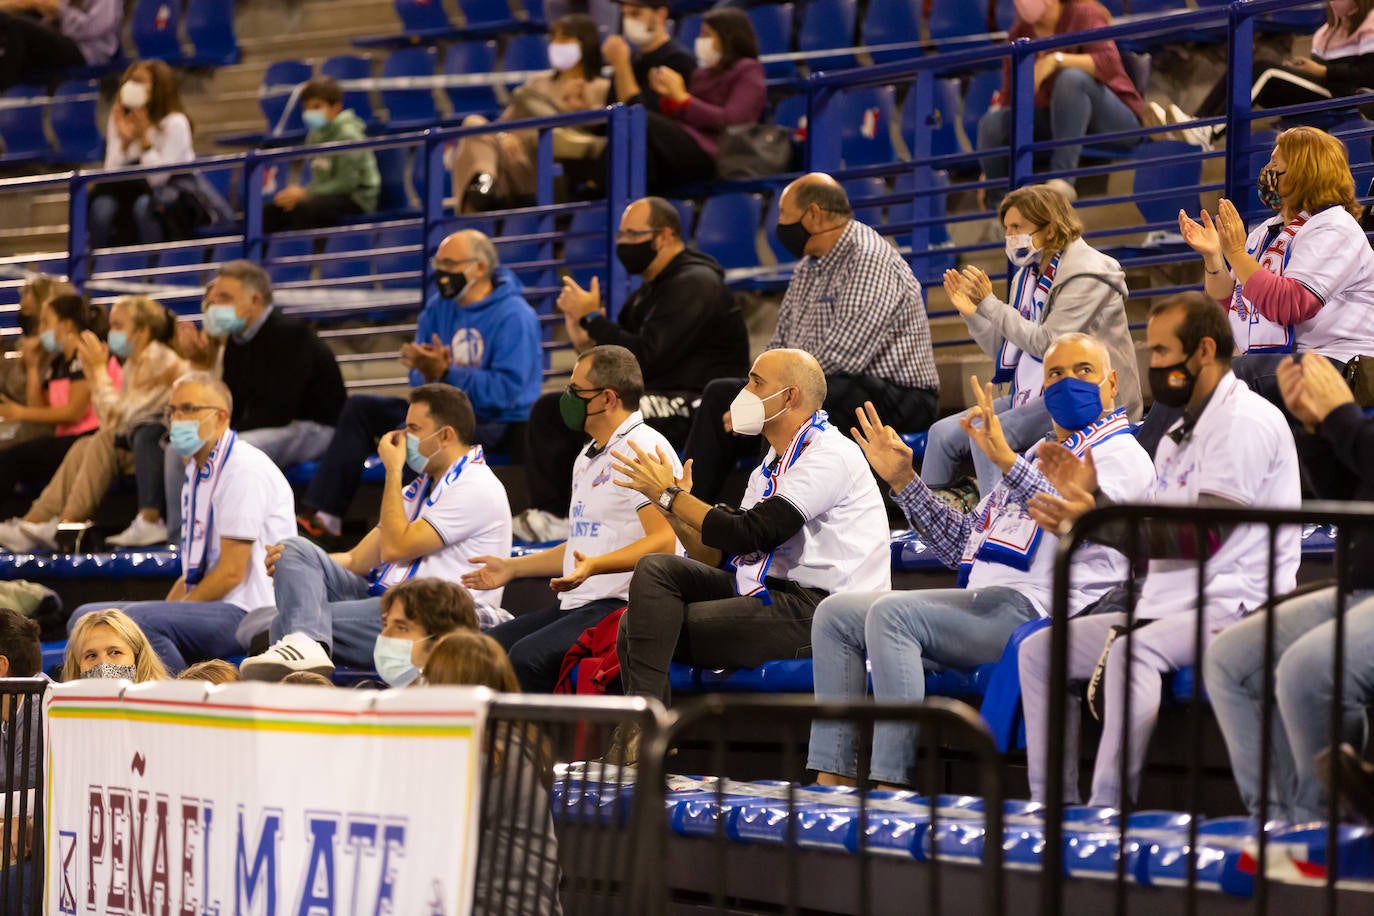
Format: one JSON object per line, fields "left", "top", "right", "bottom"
{"left": 965, "top": 236, "right": 1142, "bottom": 420}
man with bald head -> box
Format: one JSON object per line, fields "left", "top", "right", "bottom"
{"left": 299, "top": 229, "right": 540, "bottom": 541}
{"left": 514, "top": 196, "right": 749, "bottom": 541}
{"left": 683, "top": 172, "right": 940, "bottom": 502}
{"left": 68, "top": 371, "right": 297, "bottom": 673}
{"left": 806, "top": 333, "right": 1154, "bottom": 787}
{"left": 609, "top": 349, "right": 891, "bottom": 761}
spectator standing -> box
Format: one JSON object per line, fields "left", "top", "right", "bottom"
{"left": 264, "top": 76, "right": 380, "bottom": 233}
{"left": 0, "top": 0, "right": 122, "bottom": 91}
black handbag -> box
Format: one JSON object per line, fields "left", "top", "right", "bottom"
{"left": 715, "top": 124, "right": 795, "bottom": 180}
{"left": 1343, "top": 354, "right": 1374, "bottom": 407}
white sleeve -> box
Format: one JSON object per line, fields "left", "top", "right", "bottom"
{"left": 140, "top": 114, "right": 196, "bottom": 170}
{"left": 212, "top": 464, "right": 271, "bottom": 543}
{"left": 1194, "top": 408, "right": 1285, "bottom": 505}
{"left": 1282, "top": 217, "right": 1364, "bottom": 304}
{"left": 420, "top": 476, "right": 495, "bottom": 547}
{"left": 771, "top": 445, "right": 854, "bottom": 521}
{"left": 103, "top": 112, "right": 131, "bottom": 169}
{"left": 1093, "top": 439, "right": 1156, "bottom": 505}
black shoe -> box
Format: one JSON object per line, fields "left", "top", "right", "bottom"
{"left": 462, "top": 173, "right": 500, "bottom": 212}
{"left": 1316, "top": 743, "right": 1374, "bottom": 824}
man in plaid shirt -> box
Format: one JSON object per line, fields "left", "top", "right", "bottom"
{"left": 683, "top": 172, "right": 940, "bottom": 501}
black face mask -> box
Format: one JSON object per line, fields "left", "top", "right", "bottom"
{"left": 435, "top": 269, "right": 467, "bottom": 300}
{"left": 775, "top": 218, "right": 811, "bottom": 260}
{"left": 16, "top": 313, "right": 37, "bottom": 337}
{"left": 615, "top": 239, "right": 657, "bottom": 275}
{"left": 1148, "top": 350, "right": 1200, "bottom": 408}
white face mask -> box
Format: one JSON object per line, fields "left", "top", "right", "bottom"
{"left": 548, "top": 41, "right": 583, "bottom": 72}
{"left": 373, "top": 635, "right": 421, "bottom": 687}
{"left": 120, "top": 80, "right": 150, "bottom": 110}
{"left": 1005, "top": 233, "right": 1040, "bottom": 268}
{"left": 622, "top": 17, "right": 655, "bottom": 46}
{"left": 695, "top": 36, "right": 721, "bottom": 69}
{"left": 730, "top": 385, "right": 791, "bottom": 436}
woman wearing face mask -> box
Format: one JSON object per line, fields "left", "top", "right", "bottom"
{"left": 88, "top": 60, "right": 197, "bottom": 249}
{"left": 448, "top": 15, "right": 610, "bottom": 213}
{"left": 0, "top": 297, "right": 185, "bottom": 553}
{"left": 0, "top": 0, "right": 122, "bottom": 92}
{"left": 0, "top": 294, "right": 121, "bottom": 521}
{"left": 976, "top": 0, "right": 1143, "bottom": 206}
{"left": 640, "top": 8, "right": 765, "bottom": 194}
{"left": 422, "top": 630, "right": 562, "bottom": 916}
{"left": 930, "top": 183, "right": 1139, "bottom": 504}
{"left": 1176, "top": 126, "right": 1374, "bottom": 429}
{"left": 62, "top": 608, "right": 169, "bottom": 683}
{"left": 1, "top": 274, "right": 76, "bottom": 447}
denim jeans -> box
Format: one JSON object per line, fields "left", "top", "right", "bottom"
{"left": 977, "top": 67, "right": 1141, "bottom": 201}
{"left": 920, "top": 396, "right": 1053, "bottom": 495}
{"left": 88, "top": 190, "right": 162, "bottom": 248}
{"left": 67, "top": 599, "right": 246, "bottom": 674}
{"left": 1205, "top": 587, "right": 1374, "bottom": 823}
{"left": 807, "top": 586, "right": 1039, "bottom": 785}
{"left": 130, "top": 422, "right": 167, "bottom": 513}
{"left": 487, "top": 598, "right": 625, "bottom": 693}
{"left": 268, "top": 536, "right": 382, "bottom": 669}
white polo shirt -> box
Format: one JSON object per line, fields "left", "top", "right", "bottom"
{"left": 1138, "top": 372, "right": 1301, "bottom": 621}
{"left": 561, "top": 412, "right": 681, "bottom": 610}
{"left": 732, "top": 414, "right": 890, "bottom": 597}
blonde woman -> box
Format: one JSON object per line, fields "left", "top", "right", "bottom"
{"left": 63, "top": 608, "right": 169, "bottom": 683}
{"left": 0, "top": 296, "right": 185, "bottom": 551}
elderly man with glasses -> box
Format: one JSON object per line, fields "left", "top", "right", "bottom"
{"left": 297, "top": 229, "right": 541, "bottom": 544}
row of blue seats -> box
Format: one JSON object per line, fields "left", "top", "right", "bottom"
{"left": 552, "top": 773, "right": 1374, "bottom": 895}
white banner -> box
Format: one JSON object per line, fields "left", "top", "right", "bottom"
{"left": 44, "top": 679, "right": 489, "bottom": 916}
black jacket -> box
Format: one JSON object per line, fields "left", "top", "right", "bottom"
{"left": 1297, "top": 401, "right": 1374, "bottom": 591}
{"left": 582, "top": 248, "right": 749, "bottom": 393}
{"left": 222, "top": 309, "right": 346, "bottom": 431}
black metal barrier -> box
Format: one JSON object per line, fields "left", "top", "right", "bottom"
{"left": 0, "top": 677, "right": 46, "bottom": 916}
{"left": 1042, "top": 501, "right": 1374, "bottom": 916}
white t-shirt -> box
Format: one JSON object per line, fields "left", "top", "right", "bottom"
{"left": 1138, "top": 372, "right": 1301, "bottom": 621}
{"left": 103, "top": 111, "right": 195, "bottom": 187}
{"left": 561, "top": 412, "right": 681, "bottom": 610}
{"left": 193, "top": 439, "right": 296, "bottom": 613}
{"left": 372, "top": 447, "right": 512, "bottom": 612}
{"left": 1231, "top": 207, "right": 1374, "bottom": 360}
{"left": 964, "top": 412, "right": 1156, "bottom": 616}
{"left": 733, "top": 414, "right": 890, "bottom": 596}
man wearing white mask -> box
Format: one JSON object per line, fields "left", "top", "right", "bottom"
{"left": 601, "top": 0, "right": 696, "bottom": 111}
{"left": 65, "top": 372, "right": 297, "bottom": 674}
{"left": 607, "top": 349, "right": 890, "bottom": 763}
{"left": 239, "top": 384, "right": 513, "bottom": 682}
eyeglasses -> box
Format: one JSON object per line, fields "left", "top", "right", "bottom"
{"left": 162, "top": 403, "right": 221, "bottom": 422}
{"left": 565, "top": 384, "right": 607, "bottom": 398}
{"left": 430, "top": 257, "right": 478, "bottom": 272}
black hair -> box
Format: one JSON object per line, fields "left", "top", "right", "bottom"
{"left": 46, "top": 293, "right": 108, "bottom": 339}
{"left": 410, "top": 383, "right": 478, "bottom": 447}
{"left": 380, "top": 578, "right": 479, "bottom": 637}
{"left": 553, "top": 13, "right": 604, "bottom": 76}
{"left": 702, "top": 8, "right": 759, "bottom": 69}
{"left": 792, "top": 180, "right": 853, "bottom": 219}
{"left": 1149, "top": 291, "right": 1235, "bottom": 362}
{"left": 643, "top": 196, "right": 682, "bottom": 238}
{"left": 0, "top": 609, "right": 41, "bottom": 678}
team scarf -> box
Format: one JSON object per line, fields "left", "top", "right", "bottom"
{"left": 368, "top": 446, "right": 485, "bottom": 596}
{"left": 1229, "top": 212, "right": 1309, "bottom": 354}
{"left": 956, "top": 408, "right": 1132, "bottom": 587}
{"left": 730, "top": 411, "right": 829, "bottom": 606}
{"left": 180, "top": 429, "right": 237, "bottom": 588}
{"left": 992, "top": 253, "right": 1060, "bottom": 404}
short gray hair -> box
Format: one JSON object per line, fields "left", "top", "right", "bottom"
{"left": 460, "top": 230, "right": 500, "bottom": 269}
{"left": 579, "top": 345, "right": 644, "bottom": 406}
{"left": 791, "top": 177, "right": 853, "bottom": 219}
{"left": 173, "top": 370, "right": 234, "bottom": 416}
{"left": 216, "top": 260, "right": 273, "bottom": 307}
{"left": 1045, "top": 332, "right": 1111, "bottom": 372}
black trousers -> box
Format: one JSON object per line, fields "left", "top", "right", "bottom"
{"left": 522, "top": 389, "right": 696, "bottom": 515}
{"left": 487, "top": 597, "right": 625, "bottom": 693}
{"left": 1198, "top": 57, "right": 1329, "bottom": 119}
{"left": 0, "top": 433, "right": 86, "bottom": 503}
{"left": 0, "top": 12, "right": 85, "bottom": 93}
{"left": 681, "top": 373, "right": 940, "bottom": 504}
{"left": 643, "top": 111, "right": 717, "bottom": 195}
{"left": 263, "top": 192, "right": 364, "bottom": 233}
{"left": 618, "top": 554, "right": 826, "bottom": 706}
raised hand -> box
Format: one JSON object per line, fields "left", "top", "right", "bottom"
{"left": 1214, "top": 198, "right": 1250, "bottom": 258}
{"left": 850, "top": 400, "right": 915, "bottom": 493}
{"left": 550, "top": 549, "right": 597, "bottom": 593}
{"left": 74, "top": 329, "right": 108, "bottom": 373}
{"left": 942, "top": 268, "right": 978, "bottom": 318}
{"left": 556, "top": 275, "right": 601, "bottom": 319}
{"left": 612, "top": 441, "right": 680, "bottom": 503}
{"left": 1178, "top": 209, "right": 1222, "bottom": 261}
{"left": 1036, "top": 441, "right": 1099, "bottom": 497}
{"left": 958, "top": 375, "right": 1016, "bottom": 472}
{"left": 1276, "top": 357, "right": 1319, "bottom": 432}
{"left": 1297, "top": 351, "right": 1355, "bottom": 426}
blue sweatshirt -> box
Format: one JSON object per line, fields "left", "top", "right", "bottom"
{"left": 411, "top": 267, "right": 542, "bottom": 423}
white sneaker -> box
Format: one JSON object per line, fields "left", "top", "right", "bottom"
{"left": 106, "top": 515, "right": 170, "bottom": 548}
{"left": 239, "top": 633, "right": 335, "bottom": 682}
{"left": 0, "top": 518, "right": 37, "bottom": 553}
{"left": 512, "top": 508, "right": 569, "bottom": 543}
{"left": 1166, "top": 103, "right": 1214, "bottom": 151}
{"left": 18, "top": 518, "right": 61, "bottom": 551}
{"left": 1043, "top": 177, "right": 1078, "bottom": 203}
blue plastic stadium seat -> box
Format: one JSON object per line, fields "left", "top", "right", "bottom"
{"left": 0, "top": 87, "right": 52, "bottom": 163}
{"left": 564, "top": 207, "right": 609, "bottom": 288}
{"left": 264, "top": 237, "right": 313, "bottom": 285}
{"left": 901, "top": 79, "right": 963, "bottom": 161}
{"left": 502, "top": 33, "right": 549, "bottom": 76}
{"left": 899, "top": 430, "right": 927, "bottom": 458}
{"left": 669, "top": 657, "right": 995, "bottom": 698}
{"left": 747, "top": 4, "right": 795, "bottom": 80}
{"left": 798, "top": 0, "right": 858, "bottom": 72}
{"left": 862, "top": 0, "right": 920, "bottom": 65}
{"left": 695, "top": 193, "right": 762, "bottom": 271}
{"left": 978, "top": 617, "right": 1051, "bottom": 752}
{"left": 1130, "top": 140, "right": 1204, "bottom": 231}
{"left": 928, "top": 0, "right": 991, "bottom": 47}
{"left": 320, "top": 232, "right": 378, "bottom": 284}
{"left": 131, "top": 0, "right": 186, "bottom": 63}
{"left": 321, "top": 55, "right": 377, "bottom": 128}
{"left": 675, "top": 13, "right": 703, "bottom": 50}
{"left": 50, "top": 80, "right": 104, "bottom": 164}
{"left": 218, "top": 59, "right": 313, "bottom": 147}
{"left": 381, "top": 47, "right": 440, "bottom": 130}
{"left": 962, "top": 70, "right": 1002, "bottom": 154}
{"left": 1302, "top": 523, "right": 1337, "bottom": 558}
{"left": 839, "top": 85, "right": 896, "bottom": 168}
{"left": 186, "top": 0, "right": 240, "bottom": 67}
{"left": 844, "top": 177, "right": 889, "bottom": 228}
{"left": 373, "top": 224, "right": 423, "bottom": 287}
{"left": 444, "top": 42, "right": 501, "bottom": 118}
{"left": 890, "top": 530, "right": 948, "bottom": 573}
{"left": 0, "top": 549, "right": 182, "bottom": 580}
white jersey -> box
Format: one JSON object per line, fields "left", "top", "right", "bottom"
{"left": 733, "top": 413, "right": 890, "bottom": 598}
{"left": 561, "top": 412, "right": 681, "bottom": 609}
{"left": 1138, "top": 372, "right": 1301, "bottom": 622}
{"left": 370, "top": 447, "right": 512, "bottom": 613}
{"left": 1230, "top": 206, "right": 1374, "bottom": 360}
{"left": 964, "top": 410, "right": 1156, "bottom": 616}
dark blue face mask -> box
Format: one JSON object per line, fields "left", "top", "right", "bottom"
{"left": 1043, "top": 375, "right": 1106, "bottom": 432}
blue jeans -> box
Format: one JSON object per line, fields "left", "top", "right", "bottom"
{"left": 1205, "top": 587, "right": 1374, "bottom": 823}
{"left": 129, "top": 422, "right": 167, "bottom": 513}
{"left": 67, "top": 599, "right": 246, "bottom": 674}
{"left": 269, "top": 536, "right": 382, "bottom": 669}
{"left": 920, "top": 396, "right": 1053, "bottom": 495}
{"left": 88, "top": 189, "right": 162, "bottom": 248}
{"left": 977, "top": 67, "right": 1141, "bottom": 199}
{"left": 487, "top": 599, "right": 624, "bottom": 693}
{"left": 807, "top": 586, "right": 1038, "bottom": 785}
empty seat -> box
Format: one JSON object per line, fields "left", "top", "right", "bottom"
{"left": 444, "top": 42, "right": 501, "bottom": 118}
{"left": 844, "top": 177, "right": 889, "bottom": 227}
{"left": 862, "top": 0, "right": 921, "bottom": 65}
{"left": 380, "top": 47, "right": 440, "bottom": 130}
{"left": 901, "top": 78, "right": 963, "bottom": 160}
{"left": 1131, "top": 140, "right": 1203, "bottom": 229}
{"left": 695, "top": 193, "right": 762, "bottom": 271}
{"left": 928, "top": 0, "right": 991, "bottom": 46}
{"left": 321, "top": 55, "right": 376, "bottom": 127}
{"left": 748, "top": 4, "right": 796, "bottom": 80}
{"left": 563, "top": 207, "right": 609, "bottom": 288}
{"left": 50, "top": 80, "right": 104, "bottom": 164}
{"left": 962, "top": 69, "right": 1003, "bottom": 154}
{"left": 131, "top": 0, "right": 185, "bottom": 62}
{"left": 372, "top": 146, "right": 415, "bottom": 215}
{"left": 0, "top": 87, "right": 52, "bottom": 163}
{"left": 501, "top": 33, "right": 549, "bottom": 76}
{"left": 392, "top": 0, "right": 459, "bottom": 36}
{"left": 320, "top": 232, "right": 378, "bottom": 284}
{"left": 500, "top": 212, "right": 555, "bottom": 266}
{"left": 676, "top": 14, "right": 704, "bottom": 52}
{"left": 219, "top": 59, "right": 312, "bottom": 147}
{"left": 667, "top": 199, "right": 696, "bottom": 238}
{"left": 458, "top": 0, "right": 528, "bottom": 36}
{"left": 185, "top": 0, "right": 240, "bottom": 67}
{"left": 839, "top": 85, "right": 896, "bottom": 168}
{"left": 772, "top": 94, "right": 808, "bottom": 134}
{"left": 798, "top": 0, "right": 858, "bottom": 72}
{"left": 373, "top": 226, "right": 423, "bottom": 289}
{"left": 156, "top": 246, "right": 209, "bottom": 286}
{"left": 265, "top": 237, "right": 314, "bottom": 284}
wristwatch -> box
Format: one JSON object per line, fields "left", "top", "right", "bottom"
{"left": 578, "top": 312, "right": 598, "bottom": 330}
{"left": 1053, "top": 52, "right": 1065, "bottom": 68}
{"left": 657, "top": 486, "right": 683, "bottom": 512}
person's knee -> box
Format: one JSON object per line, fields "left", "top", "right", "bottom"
{"left": 278, "top": 536, "right": 322, "bottom": 568}
{"left": 1203, "top": 624, "right": 1253, "bottom": 690}
{"left": 1018, "top": 628, "right": 1051, "bottom": 677}
{"left": 813, "top": 596, "right": 867, "bottom": 648}
{"left": 1276, "top": 635, "right": 1332, "bottom": 710}
{"left": 976, "top": 107, "right": 1011, "bottom": 148}
{"left": 1050, "top": 67, "right": 1095, "bottom": 108}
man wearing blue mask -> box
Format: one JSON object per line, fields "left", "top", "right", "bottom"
{"left": 66, "top": 372, "right": 297, "bottom": 674}
{"left": 805, "top": 333, "right": 1155, "bottom": 789}
{"left": 239, "top": 384, "right": 514, "bottom": 682}
{"left": 297, "top": 229, "right": 540, "bottom": 543}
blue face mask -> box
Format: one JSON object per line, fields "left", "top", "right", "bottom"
{"left": 1043, "top": 375, "right": 1107, "bottom": 433}
{"left": 168, "top": 419, "right": 207, "bottom": 458}
{"left": 108, "top": 330, "right": 131, "bottom": 359}
{"left": 405, "top": 430, "right": 442, "bottom": 474}
{"left": 39, "top": 330, "right": 62, "bottom": 354}
{"left": 302, "top": 109, "right": 329, "bottom": 131}
{"left": 202, "top": 305, "right": 246, "bottom": 338}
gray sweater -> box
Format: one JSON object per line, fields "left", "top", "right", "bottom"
{"left": 965, "top": 236, "right": 1142, "bottom": 420}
